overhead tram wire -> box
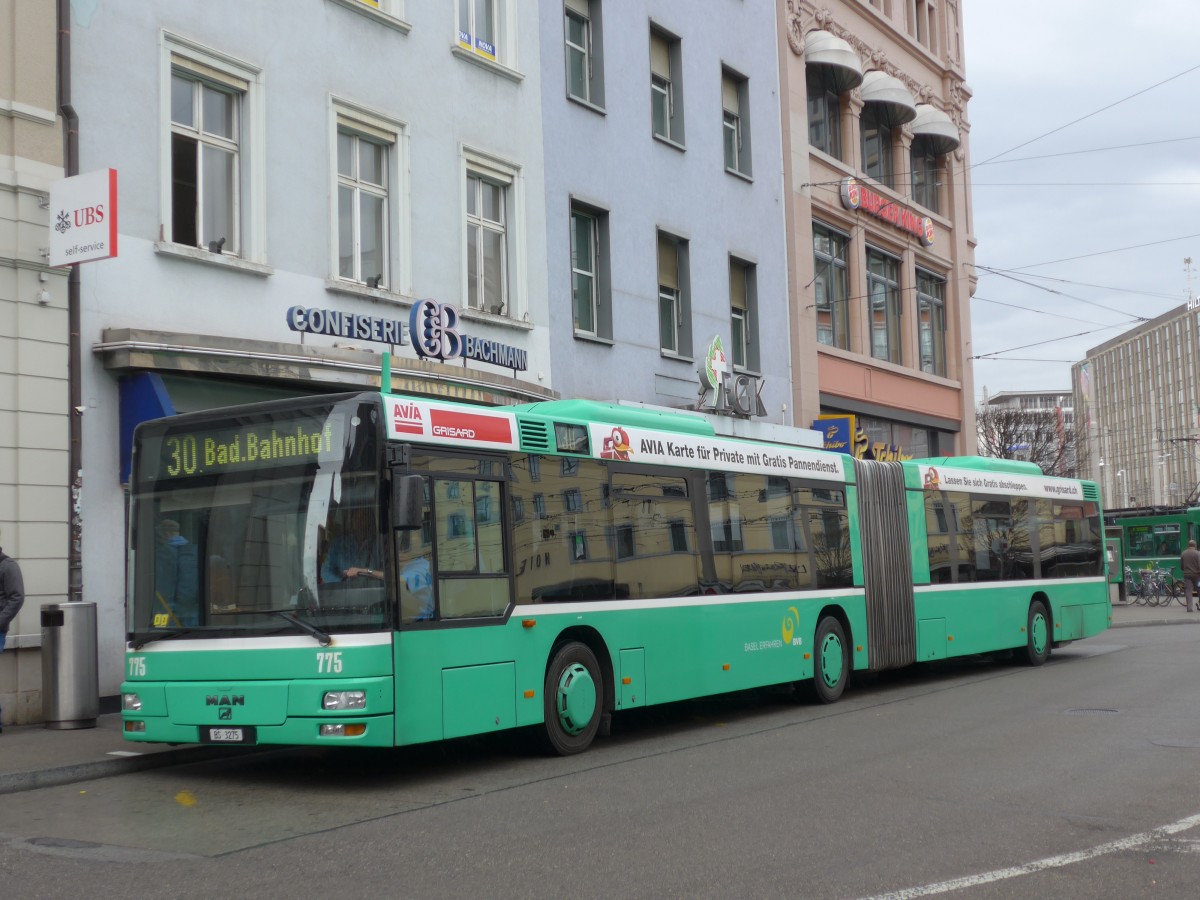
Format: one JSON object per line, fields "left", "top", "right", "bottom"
{"left": 972, "top": 295, "right": 1143, "bottom": 327}
{"left": 972, "top": 269, "right": 1185, "bottom": 302}
{"left": 972, "top": 266, "right": 1154, "bottom": 320}
{"left": 971, "top": 135, "right": 1200, "bottom": 167}
{"left": 971, "top": 325, "right": 1132, "bottom": 361}
{"left": 971, "top": 61, "right": 1200, "bottom": 168}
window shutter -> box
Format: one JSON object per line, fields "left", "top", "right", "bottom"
{"left": 730, "top": 263, "right": 746, "bottom": 310}
{"left": 658, "top": 236, "right": 678, "bottom": 290}
{"left": 722, "top": 74, "right": 739, "bottom": 114}
{"left": 172, "top": 55, "right": 249, "bottom": 92}
{"left": 650, "top": 33, "right": 670, "bottom": 80}
{"left": 565, "top": 0, "right": 589, "bottom": 16}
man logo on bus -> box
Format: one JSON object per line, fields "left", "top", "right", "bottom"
{"left": 782, "top": 606, "right": 801, "bottom": 647}
{"left": 600, "top": 427, "right": 632, "bottom": 461}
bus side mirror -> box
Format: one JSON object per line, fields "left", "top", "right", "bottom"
{"left": 393, "top": 474, "right": 424, "bottom": 530}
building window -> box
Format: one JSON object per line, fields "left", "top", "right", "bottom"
{"left": 569, "top": 532, "right": 589, "bottom": 561}
{"left": 336, "top": 129, "right": 388, "bottom": 287}
{"left": 867, "top": 247, "right": 902, "bottom": 364}
{"left": 466, "top": 172, "right": 507, "bottom": 314}
{"left": 163, "top": 38, "right": 264, "bottom": 263}
{"left": 813, "top": 223, "right": 850, "bottom": 350}
{"left": 861, "top": 105, "right": 893, "bottom": 187}
{"left": 565, "top": 0, "right": 604, "bottom": 107}
{"left": 806, "top": 67, "right": 843, "bottom": 160}
{"left": 571, "top": 201, "right": 612, "bottom": 339}
{"left": 722, "top": 68, "right": 751, "bottom": 177}
{"left": 658, "top": 231, "right": 690, "bottom": 357}
{"left": 911, "top": 136, "right": 941, "bottom": 212}
{"left": 462, "top": 149, "right": 523, "bottom": 318}
{"left": 730, "top": 256, "right": 759, "bottom": 371}
{"left": 650, "top": 28, "right": 684, "bottom": 146}
{"left": 458, "top": 0, "right": 499, "bottom": 61}
{"left": 168, "top": 69, "right": 241, "bottom": 254}
{"left": 917, "top": 268, "right": 947, "bottom": 376}
{"left": 908, "top": 0, "right": 936, "bottom": 52}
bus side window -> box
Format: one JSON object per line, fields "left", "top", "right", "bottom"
{"left": 436, "top": 476, "right": 511, "bottom": 618}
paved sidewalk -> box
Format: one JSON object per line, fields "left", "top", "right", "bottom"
{"left": 1, "top": 601, "right": 1196, "bottom": 795}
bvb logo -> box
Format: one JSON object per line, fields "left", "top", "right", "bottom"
{"left": 781, "top": 606, "right": 800, "bottom": 646}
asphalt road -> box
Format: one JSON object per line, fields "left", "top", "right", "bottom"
{"left": 3, "top": 625, "right": 1200, "bottom": 899}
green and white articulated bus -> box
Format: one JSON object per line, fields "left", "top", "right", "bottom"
{"left": 122, "top": 390, "right": 1110, "bottom": 754}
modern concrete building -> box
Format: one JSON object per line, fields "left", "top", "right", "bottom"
{"left": 0, "top": 0, "right": 69, "bottom": 726}
{"left": 780, "top": 0, "right": 977, "bottom": 460}
{"left": 68, "top": 0, "right": 556, "bottom": 698}
{"left": 538, "top": 2, "right": 795, "bottom": 433}
{"left": 1074, "top": 303, "right": 1200, "bottom": 511}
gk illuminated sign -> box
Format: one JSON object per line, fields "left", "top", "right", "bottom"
{"left": 840, "top": 177, "right": 934, "bottom": 247}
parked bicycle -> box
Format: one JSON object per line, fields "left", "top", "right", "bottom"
{"left": 1124, "top": 566, "right": 1150, "bottom": 605}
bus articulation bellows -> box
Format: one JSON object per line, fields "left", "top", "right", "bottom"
{"left": 122, "top": 391, "right": 1110, "bottom": 754}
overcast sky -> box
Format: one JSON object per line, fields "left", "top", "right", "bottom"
{"left": 961, "top": 1, "right": 1200, "bottom": 402}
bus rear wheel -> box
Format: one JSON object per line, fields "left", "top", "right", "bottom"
{"left": 809, "top": 616, "right": 849, "bottom": 704}
{"left": 1021, "top": 600, "right": 1051, "bottom": 667}
{"left": 542, "top": 641, "right": 602, "bottom": 756}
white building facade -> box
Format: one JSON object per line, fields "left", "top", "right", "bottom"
{"left": 70, "top": 0, "right": 555, "bottom": 698}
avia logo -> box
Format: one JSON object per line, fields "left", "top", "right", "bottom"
{"left": 206, "top": 695, "right": 245, "bottom": 707}
{"left": 393, "top": 401, "right": 424, "bottom": 435}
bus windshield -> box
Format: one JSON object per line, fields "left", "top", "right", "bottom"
{"left": 128, "top": 395, "right": 389, "bottom": 642}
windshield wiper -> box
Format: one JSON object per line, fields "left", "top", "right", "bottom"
{"left": 262, "top": 609, "right": 332, "bottom": 647}
{"left": 131, "top": 628, "right": 199, "bottom": 650}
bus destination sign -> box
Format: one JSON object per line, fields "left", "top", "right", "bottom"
{"left": 154, "top": 418, "right": 342, "bottom": 480}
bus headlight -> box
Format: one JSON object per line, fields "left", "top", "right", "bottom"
{"left": 123, "top": 693, "right": 143, "bottom": 711}
{"left": 322, "top": 690, "right": 366, "bottom": 710}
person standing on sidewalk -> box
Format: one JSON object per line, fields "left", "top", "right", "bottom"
{"left": 1181, "top": 539, "right": 1200, "bottom": 613}
{"left": 0, "top": 533, "right": 26, "bottom": 733}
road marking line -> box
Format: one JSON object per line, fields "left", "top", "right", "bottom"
{"left": 864, "top": 811, "right": 1200, "bottom": 899}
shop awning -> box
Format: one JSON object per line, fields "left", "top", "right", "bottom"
{"left": 911, "top": 104, "right": 960, "bottom": 155}
{"left": 804, "top": 30, "right": 864, "bottom": 93}
{"left": 860, "top": 70, "right": 917, "bottom": 126}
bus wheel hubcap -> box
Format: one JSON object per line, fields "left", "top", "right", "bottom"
{"left": 1032, "top": 614, "right": 1048, "bottom": 654}
{"left": 820, "top": 634, "right": 844, "bottom": 688}
{"left": 556, "top": 663, "right": 597, "bottom": 735}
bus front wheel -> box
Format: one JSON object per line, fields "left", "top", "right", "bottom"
{"left": 1022, "top": 600, "right": 1051, "bottom": 667}
{"left": 809, "top": 616, "right": 849, "bottom": 704}
{"left": 542, "top": 641, "right": 603, "bottom": 756}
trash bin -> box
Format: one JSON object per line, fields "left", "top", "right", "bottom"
{"left": 41, "top": 601, "right": 99, "bottom": 729}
